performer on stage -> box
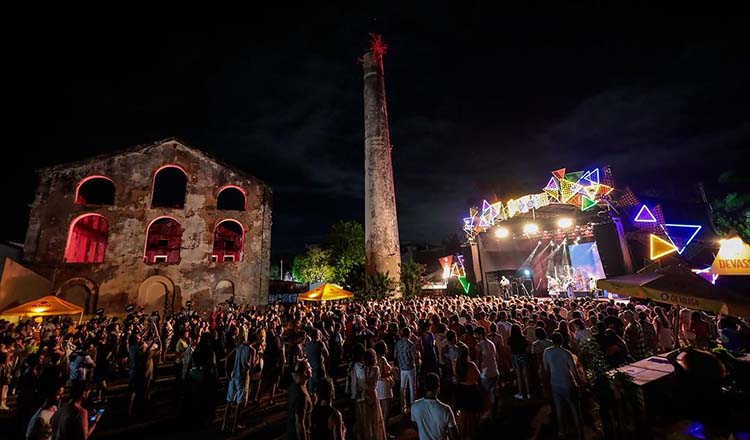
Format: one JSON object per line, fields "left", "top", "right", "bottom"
{"left": 589, "top": 277, "right": 599, "bottom": 299}
{"left": 500, "top": 276, "right": 511, "bottom": 298}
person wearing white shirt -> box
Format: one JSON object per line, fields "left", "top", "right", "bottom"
{"left": 473, "top": 326, "right": 499, "bottom": 413}
{"left": 543, "top": 332, "right": 583, "bottom": 440}
{"left": 411, "top": 373, "right": 457, "bottom": 440}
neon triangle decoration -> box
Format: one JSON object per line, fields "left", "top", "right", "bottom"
{"left": 582, "top": 184, "right": 599, "bottom": 199}
{"left": 581, "top": 195, "right": 598, "bottom": 211}
{"left": 650, "top": 234, "right": 678, "bottom": 260}
{"left": 477, "top": 215, "right": 491, "bottom": 228}
{"left": 565, "top": 171, "right": 584, "bottom": 182}
{"left": 568, "top": 193, "right": 582, "bottom": 207}
{"left": 662, "top": 224, "right": 702, "bottom": 254}
{"left": 552, "top": 168, "right": 566, "bottom": 180}
{"left": 544, "top": 177, "right": 559, "bottom": 191}
{"left": 469, "top": 207, "right": 478, "bottom": 218}
{"left": 584, "top": 168, "right": 600, "bottom": 185}
{"left": 482, "top": 200, "right": 492, "bottom": 214}
{"left": 544, "top": 188, "right": 560, "bottom": 201}
{"left": 491, "top": 202, "right": 506, "bottom": 221}
{"left": 457, "top": 276, "right": 471, "bottom": 294}
{"left": 596, "top": 184, "right": 614, "bottom": 196}
{"left": 559, "top": 179, "right": 582, "bottom": 203}
{"left": 634, "top": 204, "right": 657, "bottom": 223}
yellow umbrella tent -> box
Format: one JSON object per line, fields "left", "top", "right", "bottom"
{"left": 2, "top": 295, "right": 85, "bottom": 321}
{"left": 298, "top": 284, "right": 354, "bottom": 301}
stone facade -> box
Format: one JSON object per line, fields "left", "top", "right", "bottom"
{"left": 23, "top": 138, "right": 272, "bottom": 313}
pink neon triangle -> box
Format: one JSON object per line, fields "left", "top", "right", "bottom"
{"left": 544, "top": 177, "right": 558, "bottom": 191}
{"left": 634, "top": 204, "right": 657, "bottom": 223}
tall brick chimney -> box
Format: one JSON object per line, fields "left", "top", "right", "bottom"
{"left": 362, "top": 35, "right": 401, "bottom": 295}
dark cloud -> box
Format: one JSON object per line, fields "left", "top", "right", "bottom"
{"left": 4, "top": 9, "right": 748, "bottom": 255}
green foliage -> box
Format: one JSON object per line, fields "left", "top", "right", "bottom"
{"left": 292, "top": 246, "right": 335, "bottom": 284}
{"left": 400, "top": 260, "right": 426, "bottom": 298}
{"left": 327, "top": 221, "right": 365, "bottom": 285}
{"left": 362, "top": 271, "right": 396, "bottom": 300}
{"left": 343, "top": 262, "right": 366, "bottom": 293}
{"left": 712, "top": 192, "right": 750, "bottom": 243}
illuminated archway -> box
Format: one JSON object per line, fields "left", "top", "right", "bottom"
{"left": 216, "top": 185, "right": 246, "bottom": 211}
{"left": 64, "top": 214, "right": 108, "bottom": 263}
{"left": 144, "top": 216, "right": 182, "bottom": 264}
{"left": 212, "top": 219, "right": 244, "bottom": 262}
{"left": 151, "top": 165, "right": 187, "bottom": 208}
{"left": 75, "top": 175, "right": 115, "bottom": 205}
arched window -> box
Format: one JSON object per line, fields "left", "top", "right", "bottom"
{"left": 145, "top": 217, "right": 181, "bottom": 264}
{"left": 151, "top": 165, "right": 187, "bottom": 208}
{"left": 212, "top": 220, "right": 244, "bottom": 262}
{"left": 75, "top": 176, "right": 115, "bottom": 205}
{"left": 64, "top": 214, "right": 108, "bottom": 263}
{"left": 217, "top": 186, "right": 246, "bottom": 211}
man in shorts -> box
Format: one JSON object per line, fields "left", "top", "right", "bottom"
{"left": 222, "top": 336, "right": 255, "bottom": 433}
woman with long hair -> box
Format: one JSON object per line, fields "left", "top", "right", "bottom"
{"left": 351, "top": 349, "right": 386, "bottom": 440}
{"left": 373, "top": 341, "right": 394, "bottom": 435}
{"left": 509, "top": 324, "right": 531, "bottom": 400}
{"left": 454, "top": 342, "right": 481, "bottom": 440}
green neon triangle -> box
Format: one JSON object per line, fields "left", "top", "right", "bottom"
{"left": 458, "top": 276, "right": 470, "bottom": 294}
{"left": 581, "top": 195, "right": 598, "bottom": 211}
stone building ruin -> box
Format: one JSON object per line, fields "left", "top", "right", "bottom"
{"left": 22, "top": 138, "right": 272, "bottom": 313}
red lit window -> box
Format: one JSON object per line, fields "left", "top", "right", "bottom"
{"left": 75, "top": 176, "right": 115, "bottom": 206}
{"left": 64, "top": 214, "right": 109, "bottom": 263}
{"left": 151, "top": 165, "right": 187, "bottom": 208}
{"left": 145, "top": 217, "right": 181, "bottom": 264}
{"left": 217, "top": 186, "right": 246, "bottom": 211}
{"left": 212, "top": 220, "right": 243, "bottom": 262}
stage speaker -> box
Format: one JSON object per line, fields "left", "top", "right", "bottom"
{"left": 594, "top": 221, "right": 626, "bottom": 277}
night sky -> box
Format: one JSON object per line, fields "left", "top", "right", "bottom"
{"left": 5, "top": 8, "right": 748, "bottom": 257}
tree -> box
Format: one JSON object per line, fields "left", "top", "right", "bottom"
{"left": 712, "top": 192, "right": 750, "bottom": 244}
{"left": 327, "top": 221, "right": 365, "bottom": 285}
{"left": 292, "top": 246, "right": 335, "bottom": 284}
{"left": 400, "top": 260, "right": 426, "bottom": 298}
{"left": 362, "top": 271, "right": 396, "bottom": 300}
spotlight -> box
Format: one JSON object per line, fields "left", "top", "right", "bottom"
{"left": 523, "top": 269, "right": 531, "bottom": 277}
{"left": 557, "top": 217, "right": 574, "bottom": 228}
{"left": 523, "top": 223, "right": 539, "bottom": 235}
{"left": 495, "top": 226, "right": 510, "bottom": 238}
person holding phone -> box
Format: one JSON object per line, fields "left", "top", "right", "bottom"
{"left": 50, "top": 381, "right": 101, "bottom": 440}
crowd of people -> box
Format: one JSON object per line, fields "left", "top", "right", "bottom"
{"left": 1, "top": 294, "right": 748, "bottom": 440}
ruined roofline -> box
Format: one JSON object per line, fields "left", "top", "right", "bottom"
{"left": 35, "top": 137, "right": 272, "bottom": 195}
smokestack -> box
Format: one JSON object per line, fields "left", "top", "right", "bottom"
{"left": 362, "top": 34, "right": 401, "bottom": 294}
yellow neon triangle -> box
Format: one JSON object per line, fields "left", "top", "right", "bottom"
{"left": 650, "top": 234, "right": 678, "bottom": 260}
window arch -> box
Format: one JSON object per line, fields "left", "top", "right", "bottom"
{"left": 212, "top": 219, "right": 244, "bottom": 262}
{"left": 64, "top": 214, "right": 109, "bottom": 263}
{"left": 216, "top": 185, "right": 246, "bottom": 211}
{"left": 75, "top": 175, "right": 115, "bottom": 206}
{"left": 144, "top": 216, "right": 182, "bottom": 264}
{"left": 151, "top": 165, "right": 187, "bottom": 208}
